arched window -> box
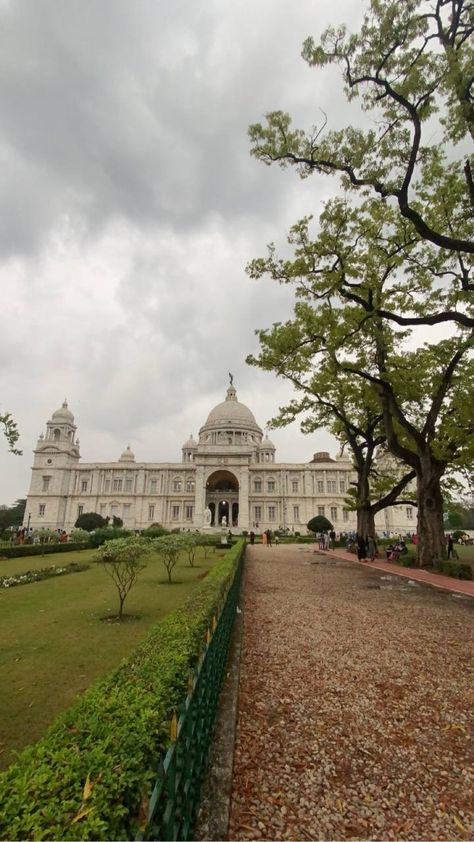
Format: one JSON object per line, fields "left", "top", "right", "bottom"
{"left": 53, "top": 429, "right": 60, "bottom": 442}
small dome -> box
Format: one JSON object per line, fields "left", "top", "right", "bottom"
{"left": 52, "top": 399, "right": 74, "bottom": 424}
{"left": 311, "top": 451, "right": 335, "bottom": 463}
{"left": 261, "top": 434, "right": 275, "bottom": 450}
{"left": 119, "top": 445, "right": 135, "bottom": 462}
{"left": 182, "top": 434, "right": 197, "bottom": 449}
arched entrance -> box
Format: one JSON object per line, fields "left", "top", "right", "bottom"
{"left": 206, "top": 470, "right": 239, "bottom": 527}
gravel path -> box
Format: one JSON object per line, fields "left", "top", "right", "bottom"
{"left": 228, "top": 546, "right": 474, "bottom": 841}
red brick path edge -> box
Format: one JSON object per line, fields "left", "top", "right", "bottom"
{"left": 320, "top": 546, "right": 474, "bottom": 598}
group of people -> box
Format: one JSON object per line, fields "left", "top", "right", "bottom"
{"left": 249, "top": 529, "right": 278, "bottom": 546}
{"left": 354, "top": 534, "right": 378, "bottom": 562}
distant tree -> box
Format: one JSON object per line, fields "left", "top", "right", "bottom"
{"left": 0, "top": 411, "right": 22, "bottom": 455}
{"left": 96, "top": 536, "right": 151, "bottom": 621}
{"left": 69, "top": 528, "right": 90, "bottom": 543}
{"left": 112, "top": 515, "right": 123, "bottom": 528}
{"left": 75, "top": 512, "right": 107, "bottom": 532}
{"left": 0, "top": 499, "right": 26, "bottom": 532}
{"left": 307, "top": 516, "right": 333, "bottom": 534}
{"left": 153, "top": 534, "right": 184, "bottom": 583}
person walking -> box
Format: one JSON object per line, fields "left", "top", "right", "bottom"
{"left": 249, "top": 531, "right": 255, "bottom": 545}
{"left": 266, "top": 529, "right": 272, "bottom": 547}
{"left": 262, "top": 531, "right": 267, "bottom": 547}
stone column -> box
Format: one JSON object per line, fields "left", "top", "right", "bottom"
{"left": 194, "top": 465, "right": 205, "bottom": 528}
{"left": 239, "top": 466, "right": 249, "bottom": 529}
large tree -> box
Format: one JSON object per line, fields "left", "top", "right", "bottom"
{"left": 247, "top": 197, "right": 474, "bottom": 566}
{"left": 247, "top": 313, "right": 416, "bottom": 538}
{"left": 249, "top": 0, "right": 474, "bottom": 326}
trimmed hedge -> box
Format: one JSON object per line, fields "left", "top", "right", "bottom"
{"left": 0, "top": 542, "right": 89, "bottom": 559}
{"left": 0, "top": 540, "right": 244, "bottom": 841}
{"left": 433, "top": 559, "right": 473, "bottom": 580}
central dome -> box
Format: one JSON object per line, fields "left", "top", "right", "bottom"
{"left": 199, "top": 385, "right": 263, "bottom": 440}
{"left": 205, "top": 386, "right": 257, "bottom": 426}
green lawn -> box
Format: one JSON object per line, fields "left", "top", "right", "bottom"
{"left": 0, "top": 546, "right": 221, "bottom": 770}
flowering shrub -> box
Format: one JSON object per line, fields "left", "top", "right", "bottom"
{"left": 0, "top": 562, "right": 90, "bottom": 588}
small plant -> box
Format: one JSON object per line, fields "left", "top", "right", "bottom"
{"left": 153, "top": 534, "right": 184, "bottom": 583}
{"left": 96, "top": 536, "right": 151, "bottom": 620}
{"left": 182, "top": 533, "right": 199, "bottom": 567}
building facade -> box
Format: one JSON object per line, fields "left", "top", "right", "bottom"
{"left": 23, "top": 386, "right": 416, "bottom": 535}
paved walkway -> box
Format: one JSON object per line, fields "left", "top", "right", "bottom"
{"left": 322, "top": 546, "right": 474, "bottom": 598}
{"left": 227, "top": 545, "right": 474, "bottom": 841}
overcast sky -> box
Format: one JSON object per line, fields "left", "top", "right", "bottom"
{"left": 0, "top": 0, "right": 366, "bottom": 506}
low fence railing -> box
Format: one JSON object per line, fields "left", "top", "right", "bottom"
{"left": 137, "top": 547, "right": 244, "bottom": 841}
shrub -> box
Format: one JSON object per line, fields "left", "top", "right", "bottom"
{"left": 88, "top": 528, "right": 132, "bottom": 548}
{"left": 0, "top": 541, "right": 244, "bottom": 841}
{"left": 75, "top": 512, "right": 107, "bottom": 532}
{"left": 307, "top": 516, "right": 333, "bottom": 534}
{"left": 142, "top": 526, "right": 170, "bottom": 538}
{"left": 433, "top": 560, "right": 473, "bottom": 580}
{"left": 0, "top": 542, "right": 89, "bottom": 559}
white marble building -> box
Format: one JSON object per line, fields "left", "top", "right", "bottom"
{"left": 23, "top": 385, "right": 416, "bottom": 534}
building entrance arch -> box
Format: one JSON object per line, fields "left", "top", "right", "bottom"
{"left": 206, "top": 470, "right": 239, "bottom": 527}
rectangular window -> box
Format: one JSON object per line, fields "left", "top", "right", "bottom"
{"left": 39, "top": 504, "right": 46, "bottom": 516}
{"left": 327, "top": 480, "right": 336, "bottom": 493}
{"left": 186, "top": 480, "right": 195, "bottom": 492}
{"left": 172, "top": 505, "right": 180, "bottom": 520}
{"left": 254, "top": 481, "right": 262, "bottom": 492}
{"left": 318, "top": 506, "right": 325, "bottom": 517}
{"left": 185, "top": 505, "right": 193, "bottom": 520}
{"left": 343, "top": 510, "right": 349, "bottom": 522}
{"left": 123, "top": 504, "right": 131, "bottom": 518}
{"left": 339, "top": 480, "right": 346, "bottom": 493}
{"left": 100, "top": 504, "right": 106, "bottom": 515}
{"left": 267, "top": 480, "right": 275, "bottom": 492}
{"left": 268, "top": 506, "right": 276, "bottom": 521}
{"left": 406, "top": 507, "right": 413, "bottom": 519}
{"left": 125, "top": 478, "right": 133, "bottom": 492}
{"left": 42, "top": 476, "right": 51, "bottom": 492}
{"left": 104, "top": 479, "right": 110, "bottom": 492}
{"left": 254, "top": 506, "right": 262, "bottom": 520}
{"left": 81, "top": 480, "right": 88, "bottom": 492}
{"left": 331, "top": 506, "right": 337, "bottom": 521}
{"left": 173, "top": 480, "right": 182, "bottom": 491}
{"left": 77, "top": 505, "right": 83, "bottom": 517}
{"left": 148, "top": 504, "right": 155, "bottom": 520}
{"left": 113, "top": 479, "right": 122, "bottom": 492}
{"left": 150, "top": 479, "right": 157, "bottom": 493}
{"left": 317, "top": 480, "right": 324, "bottom": 493}
{"left": 293, "top": 505, "right": 299, "bottom": 522}
{"left": 292, "top": 480, "right": 298, "bottom": 492}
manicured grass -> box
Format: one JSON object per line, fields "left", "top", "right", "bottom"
{"left": 0, "top": 546, "right": 222, "bottom": 770}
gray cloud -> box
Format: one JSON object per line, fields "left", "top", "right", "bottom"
{"left": 1, "top": 0, "right": 362, "bottom": 503}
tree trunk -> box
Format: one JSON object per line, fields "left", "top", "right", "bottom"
{"left": 416, "top": 472, "right": 446, "bottom": 568}
{"left": 357, "top": 505, "right": 376, "bottom": 539}
{"left": 118, "top": 593, "right": 125, "bottom": 620}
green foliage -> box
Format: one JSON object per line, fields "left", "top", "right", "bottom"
{"left": 0, "top": 542, "right": 89, "bottom": 559}
{"left": 69, "top": 528, "right": 90, "bottom": 543}
{"left": 75, "top": 512, "right": 107, "bottom": 532}
{"left": 180, "top": 533, "right": 200, "bottom": 567}
{"left": 0, "top": 412, "right": 22, "bottom": 455}
{"left": 0, "top": 562, "right": 90, "bottom": 589}
{"left": 0, "top": 541, "right": 244, "bottom": 841}
{"left": 96, "top": 537, "right": 152, "bottom": 620}
{"left": 153, "top": 534, "right": 186, "bottom": 583}
{"left": 433, "top": 560, "right": 473, "bottom": 580}
{"left": 307, "top": 515, "right": 333, "bottom": 533}
{"left": 142, "top": 525, "right": 170, "bottom": 538}
{"left": 88, "top": 528, "right": 132, "bottom": 548}
{"left": 0, "top": 499, "right": 26, "bottom": 533}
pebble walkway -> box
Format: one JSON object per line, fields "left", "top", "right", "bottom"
{"left": 227, "top": 545, "right": 474, "bottom": 841}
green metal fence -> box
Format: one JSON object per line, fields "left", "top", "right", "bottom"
{"left": 137, "top": 548, "right": 244, "bottom": 841}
